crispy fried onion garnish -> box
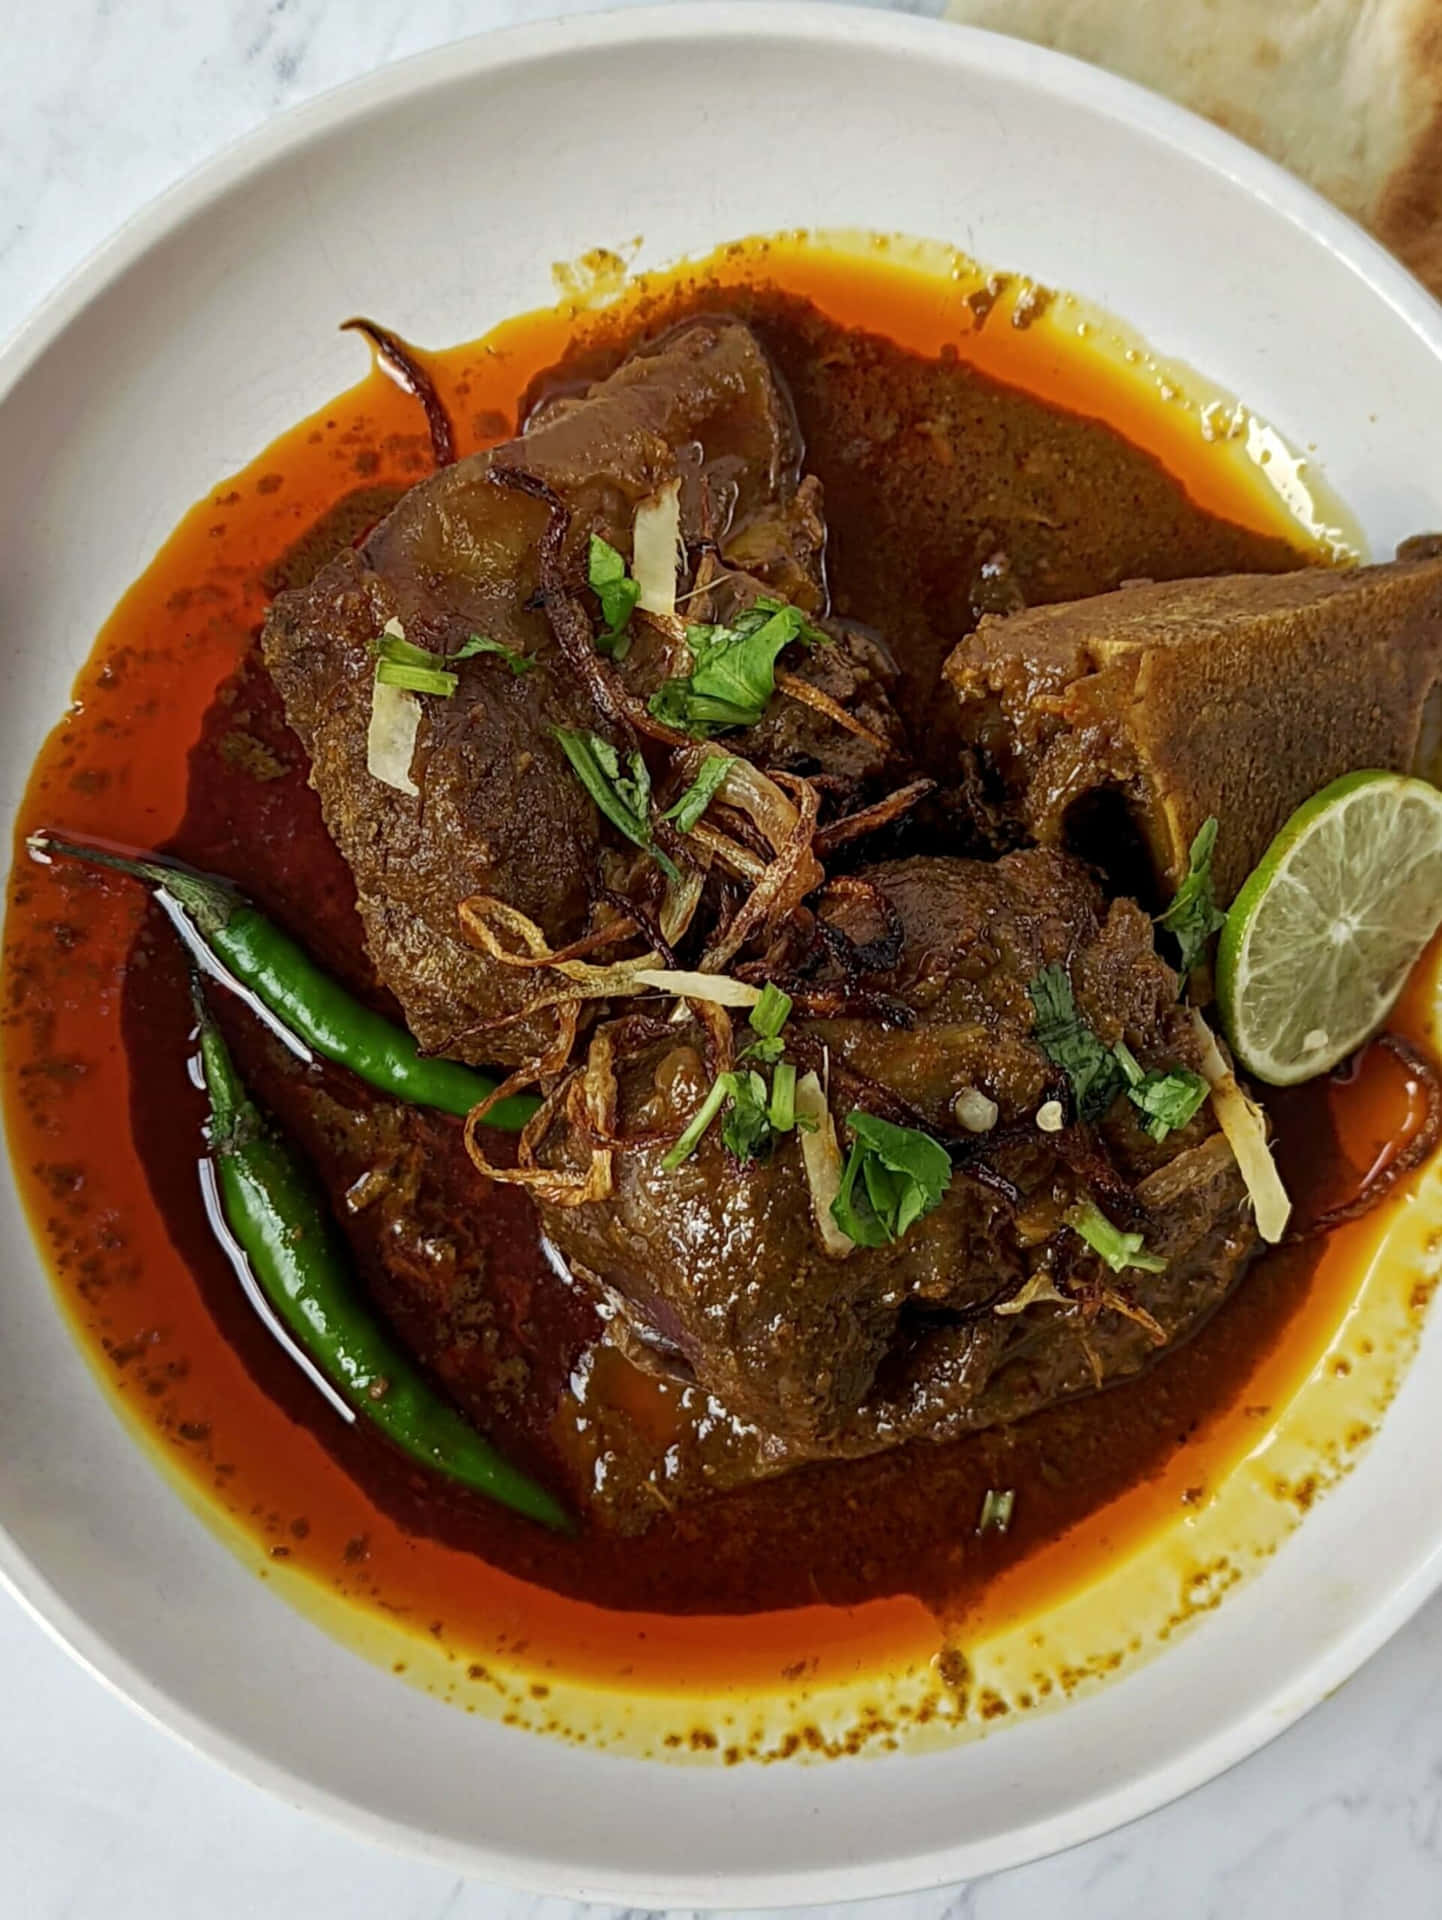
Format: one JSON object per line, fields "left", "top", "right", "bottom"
{"left": 993, "top": 1268, "right": 1068, "bottom": 1316}
{"left": 1288, "top": 1031, "right": 1442, "bottom": 1241}
{"left": 563, "top": 999, "right": 737, "bottom": 1162}
{"left": 488, "top": 464, "right": 695, "bottom": 749}
{"left": 1052, "top": 1123, "right": 1142, "bottom": 1227}
{"left": 773, "top": 670, "right": 893, "bottom": 753}
{"left": 459, "top": 894, "right": 660, "bottom": 1005}
{"left": 995, "top": 1221, "right": 1170, "bottom": 1336}
{"left": 564, "top": 1015, "right": 693, "bottom": 1152}
{"left": 1097, "top": 1288, "right": 1168, "bottom": 1345}
{"left": 730, "top": 875, "right": 914, "bottom": 1023}
{"left": 688, "top": 990, "right": 736, "bottom": 1073}
{"left": 1065, "top": 1260, "right": 1168, "bottom": 1346}
{"left": 462, "top": 1006, "right": 614, "bottom": 1198}
{"left": 340, "top": 317, "right": 457, "bottom": 468}
{"left": 701, "top": 769, "right": 823, "bottom": 970}
{"left": 689, "top": 821, "right": 768, "bottom": 882}
{"left": 659, "top": 863, "right": 706, "bottom": 946}
{"left": 815, "top": 778, "right": 936, "bottom": 856}
{"left": 463, "top": 1009, "right": 613, "bottom": 1206}
{"left": 719, "top": 755, "right": 812, "bottom": 849}
{"left": 670, "top": 751, "right": 809, "bottom": 880}
{"left": 814, "top": 873, "right": 906, "bottom": 976}
{"left": 594, "top": 886, "right": 678, "bottom": 970}
{"left": 737, "top": 970, "right": 916, "bottom": 1028}
{"left": 457, "top": 894, "right": 763, "bottom": 1030}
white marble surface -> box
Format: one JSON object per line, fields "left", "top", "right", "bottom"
{"left": 3, "top": 3, "right": 1442, "bottom": 1915}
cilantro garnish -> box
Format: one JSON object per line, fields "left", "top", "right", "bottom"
{"left": 1114, "top": 1042, "right": 1209, "bottom": 1143}
{"left": 373, "top": 623, "right": 531, "bottom": 693}
{"left": 830, "top": 1111, "right": 952, "bottom": 1247}
{"left": 719, "top": 1069, "right": 773, "bottom": 1161}
{"left": 453, "top": 632, "right": 533, "bottom": 675}
{"left": 769, "top": 1060, "right": 798, "bottom": 1133}
{"left": 663, "top": 1067, "right": 772, "bottom": 1169}
{"left": 648, "top": 597, "right": 826, "bottom": 737}
{"left": 553, "top": 727, "right": 678, "bottom": 882}
{"left": 660, "top": 984, "right": 808, "bottom": 1169}
{"left": 1067, "top": 1198, "right": 1167, "bottom": 1274}
{"left": 1027, "top": 964, "right": 1126, "bottom": 1122}
{"left": 742, "top": 981, "right": 793, "bottom": 1064}
{"left": 588, "top": 536, "right": 640, "bottom": 658}
{"left": 660, "top": 754, "right": 734, "bottom": 834}
{"left": 1158, "top": 817, "right": 1227, "bottom": 979}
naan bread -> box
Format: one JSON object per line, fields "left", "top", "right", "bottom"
{"left": 945, "top": 0, "right": 1442, "bottom": 296}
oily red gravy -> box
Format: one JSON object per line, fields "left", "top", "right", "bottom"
{"left": 5, "top": 242, "right": 1432, "bottom": 1693}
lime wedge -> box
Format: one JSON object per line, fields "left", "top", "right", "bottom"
{"left": 1216, "top": 771, "right": 1442, "bottom": 1086}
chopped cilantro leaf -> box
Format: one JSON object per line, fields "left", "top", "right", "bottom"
{"left": 720, "top": 1069, "right": 772, "bottom": 1161}
{"left": 373, "top": 627, "right": 432, "bottom": 667}
{"left": 372, "top": 623, "right": 532, "bottom": 693}
{"left": 769, "top": 1060, "right": 798, "bottom": 1133}
{"left": 743, "top": 1035, "right": 786, "bottom": 1065}
{"left": 553, "top": 727, "right": 678, "bottom": 882}
{"left": 660, "top": 753, "right": 734, "bottom": 833}
{"left": 455, "top": 632, "right": 534, "bottom": 675}
{"left": 831, "top": 1111, "right": 952, "bottom": 1247}
{"left": 1130, "top": 1066, "right": 1209, "bottom": 1143}
{"left": 588, "top": 535, "right": 640, "bottom": 658}
{"left": 749, "top": 981, "right": 793, "bottom": 1041}
{"left": 660, "top": 1075, "right": 730, "bottom": 1170}
{"left": 1027, "top": 964, "right": 1126, "bottom": 1122}
{"left": 743, "top": 983, "right": 794, "bottom": 1063}
{"left": 1158, "top": 816, "right": 1227, "bottom": 980}
{"left": 648, "top": 597, "right": 824, "bottom": 738}
{"left": 662, "top": 1066, "right": 778, "bottom": 1169}
{"left": 1068, "top": 1198, "right": 1167, "bottom": 1274}
{"left": 375, "top": 658, "right": 457, "bottom": 696}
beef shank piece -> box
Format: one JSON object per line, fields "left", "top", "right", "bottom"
{"left": 263, "top": 320, "right": 900, "bottom": 1064}
{"left": 535, "top": 849, "right": 1252, "bottom": 1453}
{"left": 942, "top": 555, "right": 1442, "bottom": 905}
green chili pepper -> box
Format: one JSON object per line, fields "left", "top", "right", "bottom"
{"left": 193, "top": 984, "right": 571, "bottom": 1533}
{"left": 31, "top": 833, "right": 536, "bottom": 1129}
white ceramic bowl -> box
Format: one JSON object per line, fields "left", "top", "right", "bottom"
{"left": 4, "top": 5, "right": 1442, "bottom": 1902}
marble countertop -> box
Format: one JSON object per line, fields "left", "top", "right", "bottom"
{"left": 4, "top": 3, "right": 1441, "bottom": 1915}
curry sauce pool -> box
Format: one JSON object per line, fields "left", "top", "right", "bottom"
{"left": 4, "top": 232, "right": 1438, "bottom": 1753}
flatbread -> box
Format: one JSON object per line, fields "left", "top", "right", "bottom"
{"left": 944, "top": 0, "right": 1442, "bottom": 296}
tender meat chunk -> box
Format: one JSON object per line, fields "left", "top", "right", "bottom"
{"left": 536, "top": 850, "right": 1251, "bottom": 1448}
{"left": 742, "top": 620, "right": 907, "bottom": 801}
{"left": 263, "top": 320, "right": 900, "bottom": 1063}
{"left": 264, "top": 552, "right": 599, "bottom": 1062}
{"left": 721, "top": 471, "right": 827, "bottom": 611}
{"left": 809, "top": 850, "right": 1202, "bottom": 1136}
{"left": 512, "top": 317, "right": 805, "bottom": 559}
{"left": 942, "top": 556, "right": 1442, "bottom": 904}
{"left": 669, "top": 549, "right": 910, "bottom": 806}
{"left": 822, "top": 1126, "right": 1252, "bottom": 1462}
{"left": 539, "top": 1016, "right": 1025, "bottom": 1443}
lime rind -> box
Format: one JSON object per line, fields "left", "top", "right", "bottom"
{"left": 1216, "top": 771, "right": 1442, "bottom": 1086}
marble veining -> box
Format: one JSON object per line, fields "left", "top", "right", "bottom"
{"left": 3, "top": 3, "right": 1440, "bottom": 1915}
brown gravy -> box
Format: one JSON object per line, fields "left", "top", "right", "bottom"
{"left": 4, "top": 238, "right": 1432, "bottom": 1695}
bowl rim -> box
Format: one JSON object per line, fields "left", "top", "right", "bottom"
{"left": 4, "top": 3, "right": 1442, "bottom": 1902}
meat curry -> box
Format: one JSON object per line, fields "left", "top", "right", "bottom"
{"left": 8, "top": 240, "right": 1442, "bottom": 1690}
